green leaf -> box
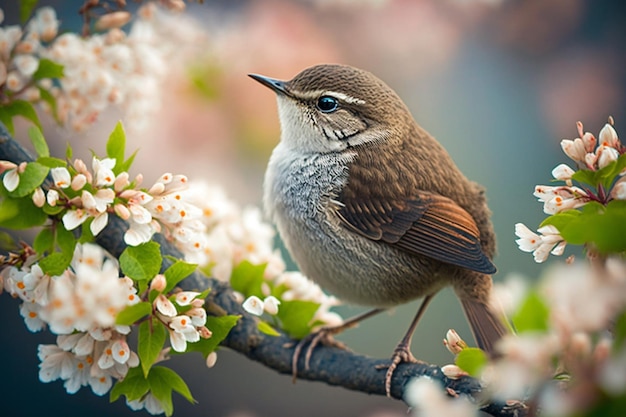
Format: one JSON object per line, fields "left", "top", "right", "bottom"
{"left": 55, "top": 223, "right": 76, "bottom": 254}
{"left": 117, "top": 149, "right": 138, "bottom": 175}
{"left": 542, "top": 201, "right": 626, "bottom": 254}
{"left": 0, "top": 100, "right": 42, "bottom": 134}
{"left": 38, "top": 251, "right": 73, "bottom": 276}
{"left": 120, "top": 242, "right": 162, "bottom": 281}
{"left": 138, "top": 320, "right": 167, "bottom": 377}
{"left": 0, "top": 230, "right": 18, "bottom": 251}
{"left": 455, "top": 347, "right": 488, "bottom": 377}
{"left": 20, "top": 0, "right": 39, "bottom": 24}
{"left": 148, "top": 367, "right": 195, "bottom": 416}
{"left": 599, "top": 153, "right": 626, "bottom": 190}
{"left": 106, "top": 122, "right": 126, "bottom": 174}
{"left": 184, "top": 315, "right": 239, "bottom": 357}
{"left": 8, "top": 162, "right": 49, "bottom": 198}
{"left": 28, "top": 126, "right": 49, "bottom": 157}
{"left": 276, "top": 300, "right": 320, "bottom": 339}
{"left": 150, "top": 366, "right": 195, "bottom": 403}
{"left": 257, "top": 320, "right": 281, "bottom": 336}
{"left": 229, "top": 261, "right": 267, "bottom": 296}
{"left": 65, "top": 142, "right": 73, "bottom": 161}
{"left": 512, "top": 290, "right": 550, "bottom": 333}
{"left": 614, "top": 309, "right": 626, "bottom": 351}
{"left": 37, "top": 156, "right": 67, "bottom": 168}
{"left": 110, "top": 366, "right": 150, "bottom": 403}
{"left": 116, "top": 302, "right": 152, "bottom": 326}
{"left": 38, "top": 87, "right": 59, "bottom": 121}
{"left": 163, "top": 260, "right": 198, "bottom": 293}
{"left": 33, "top": 226, "right": 54, "bottom": 254}
{"left": 79, "top": 218, "right": 95, "bottom": 243}
{"left": 0, "top": 106, "right": 14, "bottom": 134}
{"left": 572, "top": 169, "right": 600, "bottom": 188}
{"left": 0, "top": 195, "right": 48, "bottom": 229}
{"left": 33, "top": 58, "right": 64, "bottom": 80}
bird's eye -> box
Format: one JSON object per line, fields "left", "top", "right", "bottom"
{"left": 317, "top": 96, "right": 339, "bottom": 113}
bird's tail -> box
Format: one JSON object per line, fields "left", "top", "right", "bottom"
{"left": 460, "top": 298, "right": 509, "bottom": 355}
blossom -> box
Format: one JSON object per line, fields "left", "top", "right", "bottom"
{"left": 242, "top": 295, "right": 264, "bottom": 316}
{"left": 1, "top": 160, "right": 23, "bottom": 192}
{"left": 515, "top": 223, "right": 566, "bottom": 263}
{"left": 51, "top": 167, "right": 71, "bottom": 188}
{"left": 168, "top": 315, "right": 200, "bottom": 352}
{"left": 404, "top": 376, "right": 477, "bottom": 417}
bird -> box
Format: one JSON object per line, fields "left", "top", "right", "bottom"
{"left": 248, "top": 64, "right": 508, "bottom": 396}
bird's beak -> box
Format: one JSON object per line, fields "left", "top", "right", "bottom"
{"left": 248, "top": 74, "right": 289, "bottom": 96}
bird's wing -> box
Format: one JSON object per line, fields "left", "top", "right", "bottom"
{"left": 336, "top": 191, "right": 496, "bottom": 274}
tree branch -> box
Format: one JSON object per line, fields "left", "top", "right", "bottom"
{"left": 0, "top": 123, "right": 526, "bottom": 417}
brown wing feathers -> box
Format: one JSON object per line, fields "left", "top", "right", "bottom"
{"left": 337, "top": 194, "right": 496, "bottom": 275}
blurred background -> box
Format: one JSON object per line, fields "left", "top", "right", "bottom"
{"left": 1, "top": 0, "right": 626, "bottom": 416}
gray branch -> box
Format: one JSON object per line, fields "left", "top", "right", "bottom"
{"left": 0, "top": 122, "right": 525, "bottom": 417}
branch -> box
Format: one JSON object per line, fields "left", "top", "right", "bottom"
{"left": 0, "top": 123, "right": 525, "bottom": 417}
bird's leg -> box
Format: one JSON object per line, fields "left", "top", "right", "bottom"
{"left": 381, "top": 294, "right": 434, "bottom": 397}
{"left": 291, "top": 307, "right": 386, "bottom": 382}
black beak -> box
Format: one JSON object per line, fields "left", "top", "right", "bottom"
{"left": 248, "top": 73, "right": 289, "bottom": 96}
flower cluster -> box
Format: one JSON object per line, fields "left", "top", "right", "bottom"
{"left": 0, "top": 7, "right": 59, "bottom": 103}
{"left": 150, "top": 275, "right": 211, "bottom": 353}
{"left": 0, "top": 149, "right": 214, "bottom": 249}
{"left": 482, "top": 258, "right": 626, "bottom": 412}
{"left": 515, "top": 119, "right": 625, "bottom": 262}
{"left": 2, "top": 243, "right": 139, "bottom": 396}
{"left": 175, "top": 181, "right": 343, "bottom": 328}
{"left": 1, "top": 4, "right": 207, "bottom": 132}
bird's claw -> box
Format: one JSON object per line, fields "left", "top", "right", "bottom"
{"left": 377, "top": 344, "right": 420, "bottom": 397}
{"left": 291, "top": 327, "right": 349, "bottom": 383}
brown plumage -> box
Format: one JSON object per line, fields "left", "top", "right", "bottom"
{"left": 250, "top": 64, "right": 508, "bottom": 396}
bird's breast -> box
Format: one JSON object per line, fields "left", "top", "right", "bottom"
{"left": 263, "top": 144, "right": 443, "bottom": 306}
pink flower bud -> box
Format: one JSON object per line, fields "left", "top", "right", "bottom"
{"left": 150, "top": 275, "right": 167, "bottom": 292}
{"left": 94, "top": 11, "right": 132, "bottom": 31}
{"left": 205, "top": 351, "right": 217, "bottom": 368}
{"left": 441, "top": 364, "right": 468, "bottom": 380}
{"left": 198, "top": 326, "right": 212, "bottom": 339}
{"left": 114, "top": 203, "right": 131, "bottom": 220}
{"left": 69, "top": 174, "right": 86, "bottom": 191}
{"left": 443, "top": 329, "right": 467, "bottom": 355}
{"left": 32, "top": 187, "right": 45, "bottom": 207}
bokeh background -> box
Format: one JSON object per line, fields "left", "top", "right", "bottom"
{"left": 1, "top": 0, "right": 626, "bottom": 416}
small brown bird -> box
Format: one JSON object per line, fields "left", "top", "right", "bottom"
{"left": 249, "top": 64, "right": 507, "bottom": 396}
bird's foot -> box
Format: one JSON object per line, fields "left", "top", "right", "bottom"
{"left": 291, "top": 326, "right": 350, "bottom": 383}
{"left": 376, "top": 343, "right": 422, "bottom": 397}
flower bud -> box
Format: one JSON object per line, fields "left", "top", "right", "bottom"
{"left": 263, "top": 296, "right": 281, "bottom": 315}
{"left": 611, "top": 177, "right": 626, "bottom": 200}
{"left": 441, "top": 364, "right": 468, "bottom": 380}
{"left": 599, "top": 123, "right": 619, "bottom": 148}
{"left": 94, "top": 11, "right": 132, "bottom": 31}
{"left": 242, "top": 295, "right": 264, "bottom": 316}
{"left": 155, "top": 294, "right": 177, "bottom": 317}
{"left": 114, "top": 203, "right": 131, "bottom": 220}
{"left": 443, "top": 329, "right": 467, "bottom": 355}
{"left": 71, "top": 174, "right": 87, "bottom": 191}
{"left": 32, "top": 187, "right": 45, "bottom": 207}
{"left": 198, "top": 326, "right": 212, "bottom": 339}
{"left": 551, "top": 164, "right": 575, "bottom": 182}
{"left": 205, "top": 351, "right": 217, "bottom": 368}
{"left": 114, "top": 172, "right": 130, "bottom": 192}
{"left": 150, "top": 274, "right": 167, "bottom": 292}
{"left": 597, "top": 145, "right": 619, "bottom": 169}
{"left": 46, "top": 189, "right": 59, "bottom": 206}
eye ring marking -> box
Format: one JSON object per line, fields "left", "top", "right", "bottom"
{"left": 317, "top": 96, "right": 339, "bottom": 113}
